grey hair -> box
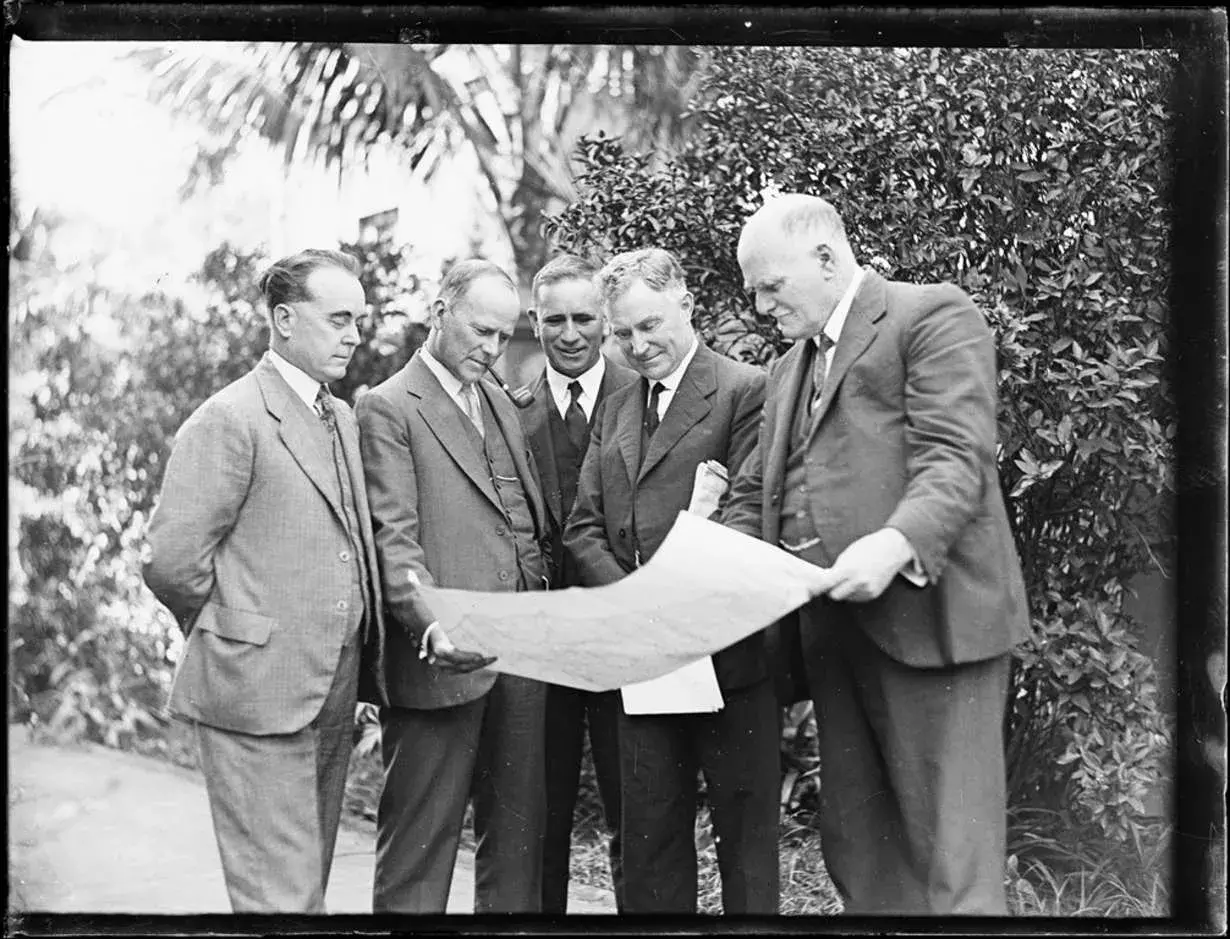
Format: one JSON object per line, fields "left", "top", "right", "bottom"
{"left": 745, "top": 193, "right": 851, "bottom": 248}
{"left": 595, "top": 247, "right": 688, "bottom": 308}
{"left": 531, "top": 254, "right": 601, "bottom": 307}
{"left": 437, "top": 258, "right": 518, "bottom": 310}
{"left": 258, "top": 248, "right": 361, "bottom": 312}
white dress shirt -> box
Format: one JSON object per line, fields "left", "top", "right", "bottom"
{"left": 546, "top": 356, "right": 607, "bottom": 422}
{"left": 815, "top": 267, "right": 927, "bottom": 587}
{"left": 267, "top": 348, "right": 323, "bottom": 411}
{"left": 647, "top": 336, "right": 700, "bottom": 422}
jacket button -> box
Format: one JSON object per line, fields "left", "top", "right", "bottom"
{"left": 496, "top": 525, "right": 506, "bottom": 536}
{"left": 336, "top": 600, "right": 348, "bottom": 611}
{"left": 498, "top": 571, "right": 510, "bottom": 582}
{"left": 618, "top": 528, "right": 627, "bottom": 538}
{"left": 339, "top": 550, "right": 351, "bottom": 562}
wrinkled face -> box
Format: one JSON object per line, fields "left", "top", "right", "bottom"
{"left": 428, "top": 276, "right": 522, "bottom": 385}
{"left": 529, "top": 277, "right": 606, "bottom": 379}
{"left": 607, "top": 279, "right": 695, "bottom": 381}
{"left": 738, "top": 227, "right": 839, "bottom": 342}
{"left": 275, "top": 266, "right": 367, "bottom": 383}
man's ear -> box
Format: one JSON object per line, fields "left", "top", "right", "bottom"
{"left": 812, "top": 243, "right": 837, "bottom": 274}
{"left": 679, "top": 290, "right": 695, "bottom": 323}
{"left": 526, "top": 307, "right": 542, "bottom": 339}
{"left": 429, "top": 297, "right": 448, "bottom": 329}
{"left": 271, "top": 303, "right": 295, "bottom": 339}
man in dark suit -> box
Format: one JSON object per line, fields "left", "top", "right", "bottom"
{"left": 563, "top": 248, "right": 779, "bottom": 914}
{"left": 723, "top": 194, "right": 1031, "bottom": 914}
{"left": 357, "top": 259, "right": 553, "bottom": 913}
{"left": 144, "top": 248, "right": 385, "bottom": 912}
{"left": 517, "top": 254, "right": 638, "bottom": 913}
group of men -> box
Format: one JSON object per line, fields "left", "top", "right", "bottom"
{"left": 144, "top": 194, "right": 1030, "bottom": 917}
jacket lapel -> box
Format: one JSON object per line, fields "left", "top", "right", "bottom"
{"left": 256, "top": 356, "right": 346, "bottom": 526}
{"left": 481, "top": 380, "right": 551, "bottom": 538}
{"left": 407, "top": 354, "right": 503, "bottom": 513}
{"left": 809, "top": 271, "right": 886, "bottom": 432}
{"left": 523, "top": 371, "right": 563, "bottom": 530}
{"left": 762, "top": 341, "right": 811, "bottom": 542}
{"left": 613, "top": 380, "right": 644, "bottom": 489}
{"left": 637, "top": 344, "right": 715, "bottom": 483}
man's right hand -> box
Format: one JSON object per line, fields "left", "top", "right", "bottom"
{"left": 425, "top": 624, "right": 497, "bottom": 673}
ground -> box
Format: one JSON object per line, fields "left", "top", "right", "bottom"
{"left": 6, "top": 725, "right": 615, "bottom": 917}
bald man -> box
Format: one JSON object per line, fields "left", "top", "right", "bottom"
{"left": 723, "top": 194, "right": 1030, "bottom": 915}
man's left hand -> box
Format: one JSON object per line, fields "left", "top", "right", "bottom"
{"left": 821, "top": 527, "right": 914, "bottom": 603}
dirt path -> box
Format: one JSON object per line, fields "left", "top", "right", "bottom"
{"left": 7, "top": 725, "right": 614, "bottom": 916}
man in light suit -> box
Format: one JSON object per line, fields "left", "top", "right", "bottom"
{"left": 144, "top": 248, "right": 384, "bottom": 912}
{"left": 563, "top": 248, "right": 779, "bottom": 914}
{"left": 517, "top": 254, "right": 638, "bottom": 913}
{"left": 357, "top": 259, "right": 554, "bottom": 913}
{"left": 723, "top": 194, "right": 1032, "bottom": 914}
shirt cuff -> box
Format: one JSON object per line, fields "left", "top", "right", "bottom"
{"left": 898, "top": 543, "right": 929, "bottom": 587}
{"left": 418, "top": 621, "right": 442, "bottom": 660}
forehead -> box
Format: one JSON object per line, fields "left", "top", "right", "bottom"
{"left": 304, "top": 266, "right": 364, "bottom": 308}
{"left": 607, "top": 280, "right": 678, "bottom": 326}
{"left": 739, "top": 229, "right": 812, "bottom": 283}
{"left": 537, "top": 277, "right": 600, "bottom": 313}
{"left": 456, "top": 276, "right": 521, "bottom": 326}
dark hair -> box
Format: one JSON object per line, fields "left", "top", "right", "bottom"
{"left": 258, "top": 248, "right": 361, "bottom": 311}
{"left": 437, "top": 258, "right": 518, "bottom": 310}
{"left": 531, "top": 254, "right": 601, "bottom": 307}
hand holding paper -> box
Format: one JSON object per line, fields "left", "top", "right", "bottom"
{"left": 687, "top": 460, "right": 729, "bottom": 519}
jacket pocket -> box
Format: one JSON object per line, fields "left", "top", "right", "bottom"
{"left": 197, "top": 605, "right": 274, "bottom": 646}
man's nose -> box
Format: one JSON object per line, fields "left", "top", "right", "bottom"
{"left": 755, "top": 292, "right": 773, "bottom": 316}
{"left": 630, "top": 333, "right": 651, "bottom": 357}
{"left": 560, "top": 319, "right": 580, "bottom": 343}
{"left": 343, "top": 321, "right": 361, "bottom": 345}
{"left": 480, "top": 334, "right": 502, "bottom": 359}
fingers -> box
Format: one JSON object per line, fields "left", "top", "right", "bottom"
{"left": 432, "top": 649, "right": 497, "bottom": 673}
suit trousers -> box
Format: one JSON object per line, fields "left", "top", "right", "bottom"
{"left": 618, "top": 679, "right": 781, "bottom": 913}
{"left": 541, "top": 685, "right": 624, "bottom": 913}
{"left": 373, "top": 673, "right": 548, "bottom": 913}
{"left": 799, "top": 599, "right": 1011, "bottom": 914}
{"left": 194, "top": 630, "right": 360, "bottom": 913}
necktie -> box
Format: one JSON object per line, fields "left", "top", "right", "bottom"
{"left": 315, "top": 385, "right": 336, "bottom": 429}
{"left": 564, "top": 380, "right": 588, "bottom": 450}
{"left": 809, "top": 334, "right": 834, "bottom": 415}
{"left": 461, "top": 384, "right": 485, "bottom": 438}
{"left": 644, "top": 381, "right": 665, "bottom": 438}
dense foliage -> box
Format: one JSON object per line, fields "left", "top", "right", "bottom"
{"left": 547, "top": 46, "right": 1175, "bottom": 860}
{"left": 9, "top": 224, "right": 428, "bottom": 752}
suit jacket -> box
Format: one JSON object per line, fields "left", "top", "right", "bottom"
{"left": 144, "top": 353, "right": 387, "bottom": 735}
{"left": 723, "top": 270, "right": 1031, "bottom": 668}
{"left": 518, "top": 356, "right": 638, "bottom": 585}
{"left": 563, "top": 343, "right": 770, "bottom": 692}
{"left": 357, "top": 350, "right": 552, "bottom": 710}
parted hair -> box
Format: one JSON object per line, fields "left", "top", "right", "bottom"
{"left": 258, "top": 248, "right": 361, "bottom": 312}
{"left": 437, "top": 258, "right": 518, "bottom": 310}
{"left": 531, "top": 254, "right": 601, "bottom": 306}
{"left": 595, "top": 247, "right": 688, "bottom": 307}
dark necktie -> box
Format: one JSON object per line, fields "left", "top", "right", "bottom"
{"left": 644, "top": 380, "right": 665, "bottom": 438}
{"left": 564, "top": 380, "right": 588, "bottom": 450}
{"left": 809, "top": 334, "right": 835, "bottom": 416}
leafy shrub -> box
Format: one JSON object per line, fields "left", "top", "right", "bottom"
{"left": 546, "top": 45, "right": 1175, "bottom": 857}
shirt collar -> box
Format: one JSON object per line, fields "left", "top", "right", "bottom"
{"left": 267, "top": 348, "right": 323, "bottom": 410}
{"left": 418, "top": 344, "right": 467, "bottom": 403}
{"left": 655, "top": 335, "right": 700, "bottom": 392}
{"left": 815, "top": 265, "right": 865, "bottom": 350}
{"left": 546, "top": 356, "right": 606, "bottom": 414}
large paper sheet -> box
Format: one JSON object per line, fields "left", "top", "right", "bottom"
{"left": 621, "top": 656, "right": 724, "bottom": 714}
{"left": 419, "top": 511, "right": 832, "bottom": 692}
